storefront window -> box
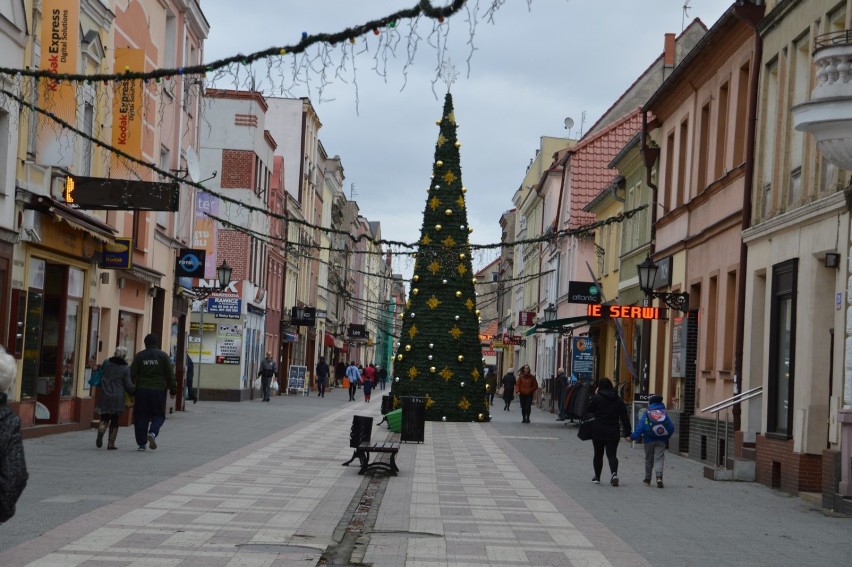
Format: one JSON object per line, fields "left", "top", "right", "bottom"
{"left": 119, "top": 311, "right": 139, "bottom": 355}
{"left": 61, "top": 299, "right": 80, "bottom": 396}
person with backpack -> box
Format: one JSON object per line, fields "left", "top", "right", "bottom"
{"left": 627, "top": 394, "right": 675, "bottom": 488}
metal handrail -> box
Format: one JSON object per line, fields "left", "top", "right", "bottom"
{"left": 700, "top": 386, "right": 763, "bottom": 414}
{"left": 699, "top": 386, "right": 763, "bottom": 470}
{"left": 815, "top": 29, "right": 852, "bottom": 50}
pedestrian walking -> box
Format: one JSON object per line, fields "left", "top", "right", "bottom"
{"left": 185, "top": 353, "right": 196, "bottom": 403}
{"left": 555, "top": 368, "right": 569, "bottom": 420}
{"left": 345, "top": 361, "right": 360, "bottom": 401}
{"left": 485, "top": 366, "right": 498, "bottom": 406}
{"left": 378, "top": 365, "right": 388, "bottom": 390}
{"left": 627, "top": 394, "right": 675, "bottom": 488}
{"left": 94, "top": 346, "right": 135, "bottom": 450}
{"left": 501, "top": 369, "right": 516, "bottom": 411}
{"left": 515, "top": 365, "right": 538, "bottom": 423}
{"left": 257, "top": 352, "right": 278, "bottom": 402}
{"left": 363, "top": 365, "right": 374, "bottom": 402}
{"left": 130, "top": 334, "right": 177, "bottom": 452}
{"left": 0, "top": 346, "right": 28, "bottom": 524}
{"left": 315, "top": 356, "right": 329, "bottom": 398}
{"left": 335, "top": 361, "right": 346, "bottom": 387}
{"left": 587, "top": 377, "right": 631, "bottom": 486}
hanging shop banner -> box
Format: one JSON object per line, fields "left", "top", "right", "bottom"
{"left": 176, "top": 249, "right": 206, "bottom": 278}
{"left": 568, "top": 281, "right": 602, "bottom": 304}
{"left": 111, "top": 48, "right": 144, "bottom": 160}
{"left": 215, "top": 323, "right": 242, "bottom": 364}
{"left": 518, "top": 311, "right": 536, "bottom": 326}
{"left": 36, "top": 0, "right": 79, "bottom": 167}
{"left": 188, "top": 321, "right": 216, "bottom": 364}
{"left": 99, "top": 237, "right": 133, "bottom": 269}
{"left": 572, "top": 336, "right": 594, "bottom": 376}
{"left": 194, "top": 192, "right": 219, "bottom": 278}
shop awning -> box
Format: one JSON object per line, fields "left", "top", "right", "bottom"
{"left": 33, "top": 196, "right": 117, "bottom": 243}
{"left": 324, "top": 331, "right": 343, "bottom": 349}
{"left": 524, "top": 315, "right": 596, "bottom": 336}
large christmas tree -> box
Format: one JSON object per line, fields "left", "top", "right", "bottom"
{"left": 390, "top": 92, "right": 489, "bottom": 422}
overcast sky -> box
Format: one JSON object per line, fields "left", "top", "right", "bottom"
{"left": 201, "top": 0, "right": 733, "bottom": 275}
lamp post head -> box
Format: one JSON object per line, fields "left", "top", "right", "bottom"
{"left": 637, "top": 256, "right": 658, "bottom": 294}
{"left": 217, "top": 260, "right": 232, "bottom": 290}
{"left": 544, "top": 303, "right": 557, "bottom": 323}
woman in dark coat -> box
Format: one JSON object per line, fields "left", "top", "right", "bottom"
{"left": 95, "top": 346, "right": 135, "bottom": 450}
{"left": 587, "top": 378, "right": 631, "bottom": 486}
{"left": 501, "top": 370, "right": 516, "bottom": 411}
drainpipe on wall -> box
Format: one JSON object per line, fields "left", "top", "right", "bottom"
{"left": 731, "top": 1, "right": 765, "bottom": 432}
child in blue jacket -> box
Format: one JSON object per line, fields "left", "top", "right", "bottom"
{"left": 626, "top": 394, "right": 674, "bottom": 488}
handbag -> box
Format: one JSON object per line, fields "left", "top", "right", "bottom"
{"left": 88, "top": 360, "right": 108, "bottom": 387}
{"left": 577, "top": 416, "right": 595, "bottom": 441}
{"left": 496, "top": 385, "right": 505, "bottom": 397}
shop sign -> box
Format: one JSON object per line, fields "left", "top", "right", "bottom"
{"left": 586, "top": 303, "right": 665, "bottom": 320}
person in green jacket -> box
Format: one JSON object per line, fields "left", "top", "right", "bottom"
{"left": 130, "top": 334, "right": 176, "bottom": 452}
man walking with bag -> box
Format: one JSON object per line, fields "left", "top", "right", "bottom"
{"left": 258, "top": 353, "right": 278, "bottom": 402}
{"left": 130, "top": 334, "right": 176, "bottom": 452}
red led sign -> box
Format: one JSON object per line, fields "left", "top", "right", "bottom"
{"left": 586, "top": 303, "right": 665, "bottom": 320}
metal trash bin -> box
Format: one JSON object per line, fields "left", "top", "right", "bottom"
{"left": 381, "top": 394, "right": 394, "bottom": 415}
{"left": 401, "top": 396, "right": 426, "bottom": 443}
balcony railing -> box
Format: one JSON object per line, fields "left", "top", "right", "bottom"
{"left": 815, "top": 29, "right": 852, "bottom": 50}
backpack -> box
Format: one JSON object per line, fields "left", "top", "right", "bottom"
{"left": 645, "top": 407, "right": 674, "bottom": 439}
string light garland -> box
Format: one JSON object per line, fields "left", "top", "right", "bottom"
{"left": 0, "top": 0, "right": 469, "bottom": 84}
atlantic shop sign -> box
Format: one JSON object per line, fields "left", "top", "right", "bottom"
{"left": 567, "top": 281, "right": 602, "bottom": 305}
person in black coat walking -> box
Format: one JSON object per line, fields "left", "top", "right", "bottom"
{"left": 501, "top": 370, "right": 516, "bottom": 411}
{"left": 587, "top": 378, "right": 631, "bottom": 486}
{"left": 0, "top": 346, "right": 28, "bottom": 523}
{"left": 95, "top": 346, "right": 136, "bottom": 450}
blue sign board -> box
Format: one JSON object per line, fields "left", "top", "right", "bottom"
{"left": 207, "top": 297, "right": 241, "bottom": 319}
{"left": 572, "top": 336, "right": 595, "bottom": 376}
{"left": 99, "top": 237, "right": 133, "bottom": 269}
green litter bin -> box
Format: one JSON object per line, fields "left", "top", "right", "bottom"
{"left": 386, "top": 409, "right": 402, "bottom": 433}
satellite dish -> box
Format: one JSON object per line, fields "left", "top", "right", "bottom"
{"left": 564, "top": 117, "right": 574, "bottom": 130}
{"left": 185, "top": 147, "right": 201, "bottom": 182}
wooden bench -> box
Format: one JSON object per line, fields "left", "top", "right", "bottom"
{"left": 355, "top": 441, "right": 400, "bottom": 476}
{"left": 342, "top": 415, "right": 373, "bottom": 467}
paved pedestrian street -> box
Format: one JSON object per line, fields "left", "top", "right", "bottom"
{"left": 2, "top": 389, "right": 850, "bottom": 566}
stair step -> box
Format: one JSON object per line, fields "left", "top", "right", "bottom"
{"left": 704, "top": 457, "right": 755, "bottom": 482}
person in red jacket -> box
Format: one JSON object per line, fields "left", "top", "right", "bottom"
{"left": 515, "top": 365, "right": 539, "bottom": 423}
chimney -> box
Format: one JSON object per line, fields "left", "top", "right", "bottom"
{"left": 664, "top": 33, "right": 676, "bottom": 68}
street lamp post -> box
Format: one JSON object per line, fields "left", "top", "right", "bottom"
{"left": 191, "top": 259, "right": 232, "bottom": 404}
{"left": 636, "top": 256, "right": 689, "bottom": 394}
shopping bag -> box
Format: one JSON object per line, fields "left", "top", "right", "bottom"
{"left": 496, "top": 385, "right": 505, "bottom": 397}
{"left": 577, "top": 416, "right": 595, "bottom": 441}
{"left": 124, "top": 392, "right": 135, "bottom": 408}
{"left": 343, "top": 377, "right": 350, "bottom": 389}
{"left": 253, "top": 378, "right": 262, "bottom": 391}
{"left": 271, "top": 380, "right": 280, "bottom": 392}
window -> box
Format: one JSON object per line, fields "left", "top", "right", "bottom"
{"left": 677, "top": 120, "right": 688, "bottom": 208}
{"left": 733, "top": 62, "right": 750, "bottom": 165}
{"left": 788, "top": 35, "right": 809, "bottom": 206}
{"left": 665, "top": 131, "right": 675, "bottom": 212}
{"left": 768, "top": 259, "right": 797, "bottom": 436}
{"left": 81, "top": 103, "right": 94, "bottom": 176}
{"left": 722, "top": 270, "right": 736, "bottom": 370}
{"left": 760, "top": 61, "right": 780, "bottom": 217}
{"left": 697, "top": 102, "right": 710, "bottom": 193}
{"left": 704, "top": 275, "right": 717, "bottom": 369}
{"left": 714, "top": 81, "right": 729, "bottom": 179}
